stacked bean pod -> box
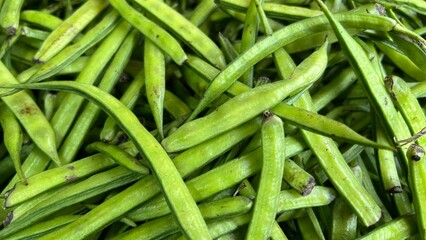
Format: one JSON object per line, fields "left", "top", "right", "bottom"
{"left": 0, "top": 0, "right": 426, "bottom": 239}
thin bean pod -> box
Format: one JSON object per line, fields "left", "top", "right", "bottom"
{"left": 132, "top": 0, "right": 226, "bottom": 69}
{"left": 358, "top": 213, "right": 417, "bottom": 240}
{"left": 4, "top": 154, "right": 116, "bottom": 208}
{"left": 0, "top": 62, "right": 61, "bottom": 166}
{"left": 100, "top": 70, "right": 145, "bottom": 142}
{"left": 296, "top": 208, "right": 325, "bottom": 240}
{"left": 385, "top": 75, "right": 426, "bottom": 238}
{"left": 20, "top": 10, "right": 63, "bottom": 30}
{"left": 109, "top": 0, "right": 187, "bottom": 65}
{"left": 294, "top": 92, "right": 382, "bottom": 226}
{"left": 23, "top": 11, "right": 121, "bottom": 83}
{"left": 0, "top": 103, "right": 25, "bottom": 184}
{"left": 0, "top": 0, "right": 25, "bottom": 35}
{"left": 0, "top": 166, "right": 142, "bottom": 238}
{"left": 33, "top": 0, "right": 109, "bottom": 63}
{"left": 145, "top": 38, "right": 166, "bottom": 140}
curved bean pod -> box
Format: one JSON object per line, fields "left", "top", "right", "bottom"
{"left": 109, "top": 0, "right": 187, "bottom": 65}
{"left": 0, "top": 0, "right": 25, "bottom": 35}
{"left": 145, "top": 39, "right": 166, "bottom": 140}
{"left": 86, "top": 142, "right": 149, "bottom": 175}
{"left": 1, "top": 81, "right": 211, "bottom": 240}
{"left": 162, "top": 41, "right": 328, "bottom": 152}
{"left": 133, "top": 0, "right": 226, "bottom": 69}
{"left": 0, "top": 103, "right": 26, "bottom": 184}
{"left": 0, "top": 62, "right": 61, "bottom": 166}
{"left": 33, "top": 0, "right": 109, "bottom": 63}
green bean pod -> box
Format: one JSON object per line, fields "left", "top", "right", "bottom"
{"left": 377, "top": 125, "right": 402, "bottom": 193}
{"left": 296, "top": 208, "right": 325, "bottom": 240}
{"left": 100, "top": 70, "right": 145, "bottom": 142}
{"left": 4, "top": 153, "right": 116, "bottom": 208}
{"left": 315, "top": 0, "right": 413, "bottom": 166}
{"left": 86, "top": 142, "right": 149, "bottom": 175}
{"left": 2, "top": 81, "right": 212, "bottom": 240}
{"left": 0, "top": 103, "right": 25, "bottom": 184}
{"left": 117, "top": 196, "right": 252, "bottom": 240}
{"left": 0, "top": 166, "right": 143, "bottom": 239}
{"left": 33, "top": 0, "right": 109, "bottom": 63}
{"left": 145, "top": 39, "right": 166, "bottom": 140}
{"left": 109, "top": 0, "right": 187, "bottom": 65}
{"left": 246, "top": 112, "right": 285, "bottom": 239}
{"left": 0, "top": 62, "right": 61, "bottom": 167}
{"left": 276, "top": 186, "right": 336, "bottom": 213}
{"left": 294, "top": 92, "right": 381, "bottom": 226}
{"left": 164, "top": 90, "right": 192, "bottom": 119}
{"left": 239, "top": 0, "right": 262, "bottom": 86}
{"left": 189, "top": 0, "right": 217, "bottom": 26}
{"left": 385, "top": 75, "right": 426, "bottom": 238}
{"left": 133, "top": 0, "right": 226, "bottom": 69}
{"left": 284, "top": 159, "right": 315, "bottom": 196}
{"left": 163, "top": 41, "right": 328, "bottom": 152}
{"left": 217, "top": 0, "right": 322, "bottom": 21}
{"left": 6, "top": 215, "right": 80, "bottom": 240}
{"left": 24, "top": 11, "right": 121, "bottom": 83}
{"left": 20, "top": 10, "right": 63, "bottom": 30}
{"left": 0, "top": 0, "right": 25, "bottom": 35}
{"left": 358, "top": 213, "right": 417, "bottom": 240}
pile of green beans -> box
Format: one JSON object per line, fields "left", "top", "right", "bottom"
{"left": 1, "top": 0, "right": 426, "bottom": 239}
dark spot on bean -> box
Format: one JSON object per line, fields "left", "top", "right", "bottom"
{"left": 65, "top": 175, "right": 79, "bottom": 182}
{"left": 3, "top": 212, "right": 13, "bottom": 227}
{"left": 19, "top": 104, "right": 38, "bottom": 116}
{"left": 386, "top": 186, "right": 403, "bottom": 193}
{"left": 67, "top": 165, "right": 75, "bottom": 170}
{"left": 5, "top": 26, "right": 16, "bottom": 36}
{"left": 32, "top": 58, "right": 45, "bottom": 64}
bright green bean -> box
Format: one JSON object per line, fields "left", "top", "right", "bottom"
{"left": 0, "top": 166, "right": 142, "bottom": 239}
{"left": 164, "top": 90, "right": 192, "bottom": 119}
{"left": 0, "top": 103, "right": 26, "bottom": 184}
{"left": 117, "top": 196, "right": 252, "bottom": 240}
{"left": 189, "top": 0, "right": 217, "bottom": 26}
{"left": 22, "top": 11, "right": 121, "bottom": 83}
{"left": 109, "top": 0, "right": 187, "bottom": 65}
{"left": 239, "top": 0, "right": 262, "bottom": 86}
{"left": 247, "top": 112, "right": 285, "bottom": 239}
{"left": 358, "top": 213, "right": 417, "bottom": 240}
{"left": 145, "top": 38, "right": 166, "bottom": 139}
{"left": 217, "top": 0, "right": 322, "bottom": 21}
{"left": 100, "top": 70, "right": 145, "bottom": 143}
{"left": 4, "top": 153, "right": 116, "bottom": 208}
{"left": 385, "top": 75, "right": 426, "bottom": 238}
{"left": 86, "top": 142, "right": 149, "bottom": 174}
{"left": 0, "top": 0, "right": 25, "bottom": 35}
{"left": 377, "top": 125, "right": 402, "bottom": 193}
{"left": 294, "top": 91, "right": 381, "bottom": 226}
{"left": 0, "top": 62, "right": 61, "bottom": 166}
{"left": 20, "top": 10, "right": 63, "bottom": 30}
{"left": 276, "top": 186, "right": 336, "bottom": 213}
{"left": 33, "top": 0, "right": 109, "bottom": 63}
{"left": 163, "top": 42, "right": 327, "bottom": 152}
{"left": 133, "top": 0, "right": 226, "bottom": 69}
{"left": 6, "top": 215, "right": 80, "bottom": 240}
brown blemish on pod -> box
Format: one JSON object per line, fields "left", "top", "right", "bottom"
{"left": 3, "top": 212, "right": 13, "bottom": 227}
{"left": 65, "top": 175, "right": 79, "bottom": 182}
{"left": 19, "top": 104, "right": 38, "bottom": 116}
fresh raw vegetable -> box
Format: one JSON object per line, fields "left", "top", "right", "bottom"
{"left": 0, "top": 0, "right": 426, "bottom": 239}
